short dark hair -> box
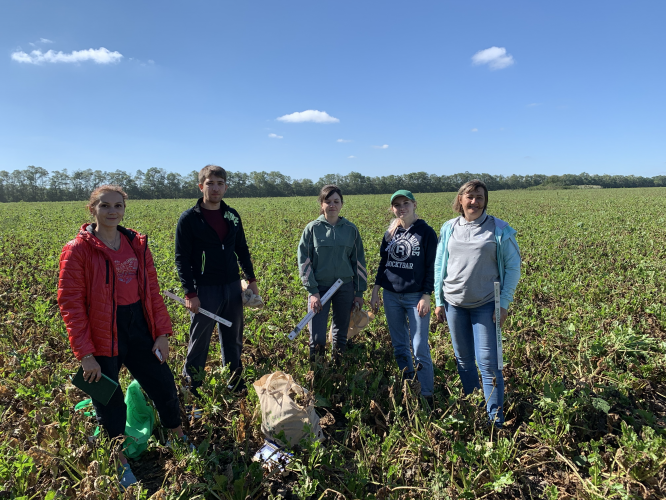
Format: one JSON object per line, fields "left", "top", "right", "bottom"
{"left": 317, "top": 185, "right": 343, "bottom": 214}
{"left": 198, "top": 165, "right": 227, "bottom": 185}
{"left": 452, "top": 179, "right": 488, "bottom": 215}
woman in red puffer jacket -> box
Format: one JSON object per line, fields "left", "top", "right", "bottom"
{"left": 57, "top": 185, "right": 191, "bottom": 488}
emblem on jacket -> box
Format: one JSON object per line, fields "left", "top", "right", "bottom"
{"left": 224, "top": 211, "right": 239, "bottom": 226}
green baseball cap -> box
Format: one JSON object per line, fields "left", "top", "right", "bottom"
{"left": 390, "top": 189, "right": 416, "bottom": 204}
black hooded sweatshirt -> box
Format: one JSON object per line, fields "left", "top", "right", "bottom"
{"left": 175, "top": 198, "right": 255, "bottom": 295}
{"left": 374, "top": 218, "right": 437, "bottom": 295}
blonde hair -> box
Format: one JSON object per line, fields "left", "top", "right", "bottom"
{"left": 452, "top": 179, "right": 488, "bottom": 215}
{"left": 87, "top": 185, "right": 128, "bottom": 214}
{"left": 385, "top": 198, "right": 418, "bottom": 241}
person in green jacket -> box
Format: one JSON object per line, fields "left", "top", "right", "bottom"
{"left": 298, "top": 185, "right": 368, "bottom": 363}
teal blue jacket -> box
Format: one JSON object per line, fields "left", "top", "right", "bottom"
{"left": 298, "top": 215, "right": 368, "bottom": 297}
{"left": 434, "top": 215, "right": 521, "bottom": 309}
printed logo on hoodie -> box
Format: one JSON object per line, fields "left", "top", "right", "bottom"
{"left": 387, "top": 232, "right": 420, "bottom": 268}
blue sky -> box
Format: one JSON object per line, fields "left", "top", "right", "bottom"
{"left": 2, "top": 0, "right": 665, "bottom": 180}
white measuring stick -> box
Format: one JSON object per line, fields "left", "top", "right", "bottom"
{"left": 164, "top": 291, "right": 232, "bottom": 327}
{"left": 288, "top": 278, "right": 344, "bottom": 340}
{"left": 494, "top": 282, "right": 503, "bottom": 371}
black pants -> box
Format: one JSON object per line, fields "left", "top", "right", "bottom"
{"left": 91, "top": 301, "right": 181, "bottom": 438}
{"left": 182, "top": 280, "right": 244, "bottom": 393}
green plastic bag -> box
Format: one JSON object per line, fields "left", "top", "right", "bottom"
{"left": 74, "top": 399, "right": 101, "bottom": 438}
{"left": 123, "top": 379, "right": 155, "bottom": 459}
{"left": 75, "top": 380, "right": 155, "bottom": 458}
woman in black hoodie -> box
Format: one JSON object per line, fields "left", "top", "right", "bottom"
{"left": 370, "top": 190, "right": 437, "bottom": 407}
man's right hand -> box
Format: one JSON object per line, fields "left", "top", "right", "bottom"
{"left": 185, "top": 296, "right": 200, "bottom": 314}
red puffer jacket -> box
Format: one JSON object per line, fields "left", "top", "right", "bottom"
{"left": 57, "top": 224, "right": 173, "bottom": 360}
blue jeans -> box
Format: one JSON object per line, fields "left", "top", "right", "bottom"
{"left": 383, "top": 290, "right": 434, "bottom": 397}
{"left": 444, "top": 300, "right": 504, "bottom": 425}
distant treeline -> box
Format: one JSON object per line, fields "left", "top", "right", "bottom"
{"left": 1, "top": 166, "right": 664, "bottom": 203}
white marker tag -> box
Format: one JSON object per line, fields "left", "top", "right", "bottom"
{"left": 164, "top": 291, "right": 233, "bottom": 327}
{"left": 288, "top": 279, "right": 344, "bottom": 340}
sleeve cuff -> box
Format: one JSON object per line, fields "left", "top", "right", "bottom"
{"left": 185, "top": 292, "right": 198, "bottom": 299}
{"left": 248, "top": 278, "right": 257, "bottom": 284}
{"left": 500, "top": 298, "right": 510, "bottom": 309}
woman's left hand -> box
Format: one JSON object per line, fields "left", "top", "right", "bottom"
{"left": 353, "top": 296, "right": 364, "bottom": 310}
{"left": 152, "top": 335, "right": 169, "bottom": 363}
{"left": 492, "top": 307, "right": 508, "bottom": 328}
{"left": 417, "top": 295, "right": 431, "bottom": 317}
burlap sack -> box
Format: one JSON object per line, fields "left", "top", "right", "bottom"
{"left": 328, "top": 308, "right": 375, "bottom": 343}
{"left": 253, "top": 372, "right": 324, "bottom": 447}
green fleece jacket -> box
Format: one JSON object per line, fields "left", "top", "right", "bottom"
{"left": 297, "top": 215, "right": 368, "bottom": 297}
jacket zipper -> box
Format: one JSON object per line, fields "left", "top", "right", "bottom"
{"left": 201, "top": 250, "right": 206, "bottom": 274}
{"left": 142, "top": 238, "right": 153, "bottom": 335}
{"left": 105, "top": 261, "right": 109, "bottom": 284}
{"left": 111, "top": 266, "right": 116, "bottom": 357}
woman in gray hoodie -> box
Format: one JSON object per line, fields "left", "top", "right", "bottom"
{"left": 297, "top": 185, "right": 368, "bottom": 363}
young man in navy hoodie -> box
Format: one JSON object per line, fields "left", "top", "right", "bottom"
{"left": 175, "top": 165, "right": 259, "bottom": 396}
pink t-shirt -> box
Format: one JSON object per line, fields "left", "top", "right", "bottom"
{"left": 113, "top": 236, "right": 140, "bottom": 305}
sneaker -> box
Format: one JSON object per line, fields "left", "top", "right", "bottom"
{"left": 166, "top": 434, "right": 196, "bottom": 453}
{"left": 118, "top": 463, "right": 137, "bottom": 489}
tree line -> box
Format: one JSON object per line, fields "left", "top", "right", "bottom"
{"left": 1, "top": 166, "right": 664, "bottom": 203}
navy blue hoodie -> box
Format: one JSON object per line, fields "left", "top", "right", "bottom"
{"left": 374, "top": 219, "right": 437, "bottom": 294}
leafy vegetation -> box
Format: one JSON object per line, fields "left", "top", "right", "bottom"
{"left": 1, "top": 188, "right": 665, "bottom": 499}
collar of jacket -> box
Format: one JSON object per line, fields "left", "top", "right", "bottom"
{"left": 315, "top": 214, "right": 349, "bottom": 226}
{"left": 193, "top": 197, "right": 228, "bottom": 215}
{"left": 79, "top": 223, "right": 145, "bottom": 251}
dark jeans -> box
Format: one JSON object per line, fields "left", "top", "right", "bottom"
{"left": 308, "top": 280, "right": 355, "bottom": 348}
{"left": 183, "top": 280, "right": 244, "bottom": 392}
{"left": 92, "top": 301, "right": 181, "bottom": 438}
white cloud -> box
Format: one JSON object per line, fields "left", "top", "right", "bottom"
{"left": 471, "top": 128, "right": 478, "bottom": 132}
{"left": 348, "top": 156, "right": 356, "bottom": 159}
{"left": 29, "top": 38, "right": 54, "bottom": 47}
{"left": 337, "top": 139, "right": 352, "bottom": 143}
{"left": 268, "top": 133, "right": 283, "bottom": 139}
{"left": 277, "top": 110, "right": 339, "bottom": 123}
{"left": 373, "top": 144, "right": 389, "bottom": 149}
{"left": 471, "top": 46, "right": 515, "bottom": 70}
{"left": 11, "top": 47, "right": 123, "bottom": 65}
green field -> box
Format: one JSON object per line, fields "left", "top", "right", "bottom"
{"left": 1, "top": 188, "right": 665, "bottom": 499}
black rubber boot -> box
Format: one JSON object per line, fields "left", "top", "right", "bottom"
{"left": 331, "top": 343, "right": 346, "bottom": 366}
{"left": 309, "top": 345, "right": 326, "bottom": 365}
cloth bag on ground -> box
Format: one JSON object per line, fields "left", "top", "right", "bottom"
{"left": 253, "top": 371, "right": 324, "bottom": 447}
{"left": 123, "top": 379, "right": 155, "bottom": 458}
{"left": 328, "top": 308, "right": 375, "bottom": 343}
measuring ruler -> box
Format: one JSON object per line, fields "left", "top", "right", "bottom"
{"left": 494, "top": 282, "right": 503, "bottom": 371}
{"left": 164, "top": 291, "right": 232, "bottom": 327}
{"left": 288, "top": 279, "right": 344, "bottom": 340}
